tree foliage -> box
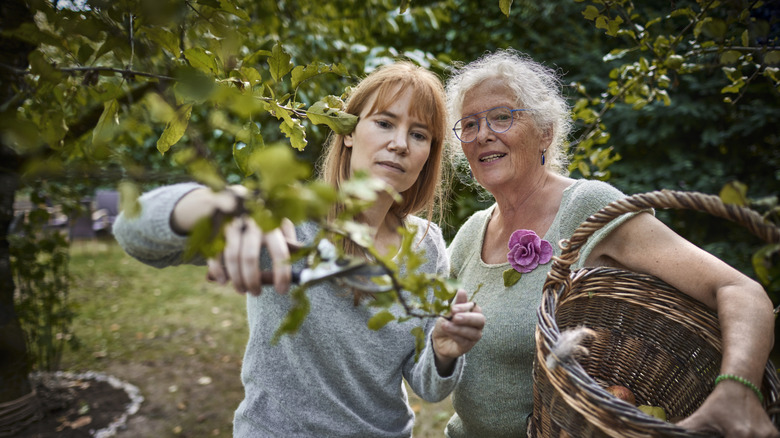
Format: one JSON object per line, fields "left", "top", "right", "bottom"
{"left": 1, "top": 0, "right": 468, "bottom": 368}
{"left": 1, "top": 0, "right": 778, "bottom": 386}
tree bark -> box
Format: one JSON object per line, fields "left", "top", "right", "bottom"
{"left": 0, "top": 0, "right": 34, "bottom": 405}
{"left": 0, "top": 151, "right": 27, "bottom": 404}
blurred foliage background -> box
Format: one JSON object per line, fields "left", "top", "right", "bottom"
{"left": 1, "top": 0, "right": 778, "bottom": 415}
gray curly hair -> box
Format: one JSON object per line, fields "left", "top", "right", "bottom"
{"left": 445, "top": 49, "right": 572, "bottom": 176}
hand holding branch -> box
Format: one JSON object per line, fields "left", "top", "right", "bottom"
{"left": 432, "top": 289, "right": 485, "bottom": 375}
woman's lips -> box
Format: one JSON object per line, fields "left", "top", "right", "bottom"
{"left": 376, "top": 160, "right": 405, "bottom": 172}
{"left": 479, "top": 153, "right": 506, "bottom": 163}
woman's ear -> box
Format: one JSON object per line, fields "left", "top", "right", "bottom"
{"left": 541, "top": 127, "right": 553, "bottom": 149}
{"left": 344, "top": 133, "right": 353, "bottom": 148}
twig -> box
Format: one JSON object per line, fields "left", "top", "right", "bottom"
{"left": 58, "top": 66, "right": 174, "bottom": 81}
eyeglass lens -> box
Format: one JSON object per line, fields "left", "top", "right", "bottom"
{"left": 454, "top": 107, "right": 516, "bottom": 142}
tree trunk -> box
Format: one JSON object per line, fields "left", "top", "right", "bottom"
{"left": 0, "top": 0, "right": 34, "bottom": 408}
{"left": 0, "top": 152, "right": 28, "bottom": 404}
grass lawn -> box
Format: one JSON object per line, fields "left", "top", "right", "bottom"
{"left": 62, "top": 239, "right": 453, "bottom": 437}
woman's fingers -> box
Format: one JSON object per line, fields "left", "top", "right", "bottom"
{"left": 216, "top": 215, "right": 294, "bottom": 295}
{"left": 264, "top": 228, "right": 292, "bottom": 294}
{"left": 238, "top": 218, "right": 263, "bottom": 295}
{"left": 280, "top": 218, "right": 299, "bottom": 245}
{"left": 206, "top": 257, "right": 227, "bottom": 285}
{"left": 223, "top": 216, "right": 246, "bottom": 294}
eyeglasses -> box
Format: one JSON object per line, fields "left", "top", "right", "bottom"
{"left": 452, "top": 106, "right": 532, "bottom": 143}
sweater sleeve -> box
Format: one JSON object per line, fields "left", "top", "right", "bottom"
{"left": 557, "top": 180, "right": 652, "bottom": 269}
{"left": 403, "top": 217, "right": 465, "bottom": 402}
{"left": 112, "top": 182, "right": 205, "bottom": 268}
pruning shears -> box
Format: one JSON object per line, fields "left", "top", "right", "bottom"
{"left": 258, "top": 239, "right": 393, "bottom": 293}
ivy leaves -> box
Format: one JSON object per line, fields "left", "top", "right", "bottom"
{"left": 569, "top": 0, "right": 780, "bottom": 180}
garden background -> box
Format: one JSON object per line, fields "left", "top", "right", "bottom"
{"left": 1, "top": 0, "right": 778, "bottom": 436}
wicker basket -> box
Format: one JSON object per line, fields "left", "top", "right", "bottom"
{"left": 529, "top": 190, "right": 780, "bottom": 438}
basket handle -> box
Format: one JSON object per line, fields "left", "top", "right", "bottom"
{"left": 544, "top": 189, "right": 780, "bottom": 289}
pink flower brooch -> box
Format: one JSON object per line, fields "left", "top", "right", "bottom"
{"left": 502, "top": 229, "right": 553, "bottom": 287}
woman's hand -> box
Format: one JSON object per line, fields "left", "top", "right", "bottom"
{"left": 676, "top": 379, "right": 780, "bottom": 437}
{"left": 206, "top": 216, "right": 297, "bottom": 295}
{"left": 432, "top": 289, "right": 485, "bottom": 376}
{"left": 170, "top": 185, "right": 298, "bottom": 295}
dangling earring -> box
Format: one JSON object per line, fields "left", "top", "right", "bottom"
{"left": 541, "top": 149, "right": 547, "bottom": 166}
{"left": 468, "top": 167, "right": 474, "bottom": 179}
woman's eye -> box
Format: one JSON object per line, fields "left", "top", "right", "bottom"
{"left": 375, "top": 120, "right": 391, "bottom": 129}
{"left": 462, "top": 120, "right": 478, "bottom": 130}
{"left": 411, "top": 132, "right": 428, "bottom": 141}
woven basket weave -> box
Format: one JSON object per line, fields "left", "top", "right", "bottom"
{"left": 529, "top": 190, "right": 780, "bottom": 438}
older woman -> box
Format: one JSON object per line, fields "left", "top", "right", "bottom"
{"left": 443, "top": 49, "right": 777, "bottom": 438}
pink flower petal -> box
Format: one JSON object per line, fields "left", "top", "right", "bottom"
{"left": 538, "top": 239, "right": 553, "bottom": 264}
{"left": 506, "top": 228, "right": 553, "bottom": 274}
{"left": 508, "top": 229, "right": 535, "bottom": 248}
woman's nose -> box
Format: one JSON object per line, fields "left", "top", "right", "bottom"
{"left": 388, "top": 132, "right": 408, "bottom": 154}
{"left": 474, "top": 118, "right": 493, "bottom": 143}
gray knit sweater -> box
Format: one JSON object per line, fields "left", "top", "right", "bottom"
{"left": 444, "top": 179, "right": 637, "bottom": 437}
{"left": 113, "top": 182, "right": 464, "bottom": 438}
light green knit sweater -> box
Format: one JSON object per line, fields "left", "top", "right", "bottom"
{"left": 444, "top": 179, "right": 639, "bottom": 437}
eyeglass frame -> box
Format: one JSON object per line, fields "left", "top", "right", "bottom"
{"left": 452, "top": 106, "right": 533, "bottom": 143}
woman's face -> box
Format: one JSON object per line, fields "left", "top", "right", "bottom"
{"left": 459, "top": 79, "right": 548, "bottom": 194}
{"left": 345, "top": 88, "right": 432, "bottom": 194}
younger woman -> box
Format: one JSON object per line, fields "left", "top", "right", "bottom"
{"left": 113, "top": 62, "right": 484, "bottom": 437}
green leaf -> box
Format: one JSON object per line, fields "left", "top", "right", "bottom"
{"left": 77, "top": 44, "right": 95, "bottom": 65}
{"left": 7, "top": 22, "right": 63, "bottom": 49}
{"left": 752, "top": 244, "right": 780, "bottom": 287}
{"left": 272, "top": 286, "right": 311, "bottom": 344}
{"left": 606, "top": 16, "right": 623, "bottom": 37}
{"left": 144, "top": 93, "right": 175, "bottom": 123}
{"left": 694, "top": 17, "right": 711, "bottom": 39}
{"left": 157, "top": 104, "right": 192, "bottom": 154}
{"left": 176, "top": 152, "right": 225, "bottom": 190}
{"left": 578, "top": 160, "right": 591, "bottom": 177}
{"left": 173, "top": 66, "right": 216, "bottom": 104}
{"left": 92, "top": 99, "right": 119, "bottom": 146}
{"left": 595, "top": 16, "right": 608, "bottom": 31}
{"left": 765, "top": 51, "right": 780, "bottom": 65}
{"left": 233, "top": 122, "right": 264, "bottom": 177}
{"left": 291, "top": 62, "right": 349, "bottom": 89}
{"left": 411, "top": 326, "right": 426, "bottom": 362}
{"left": 28, "top": 50, "right": 62, "bottom": 83}
{"left": 240, "top": 66, "right": 264, "bottom": 88}
{"left": 247, "top": 144, "right": 310, "bottom": 193}
{"left": 720, "top": 50, "right": 742, "bottom": 65}
{"left": 218, "top": 0, "right": 250, "bottom": 20}
{"left": 721, "top": 83, "right": 743, "bottom": 94}
{"left": 280, "top": 118, "right": 308, "bottom": 151}
{"left": 196, "top": 0, "right": 221, "bottom": 7}
{"left": 306, "top": 99, "right": 359, "bottom": 134}
{"left": 719, "top": 181, "right": 748, "bottom": 206}
{"left": 184, "top": 47, "right": 220, "bottom": 75}
{"left": 0, "top": 114, "right": 43, "bottom": 154}
{"left": 583, "top": 5, "right": 600, "bottom": 21}
{"left": 700, "top": 18, "right": 727, "bottom": 39}
{"left": 502, "top": 268, "right": 522, "bottom": 287}
{"left": 41, "top": 111, "right": 67, "bottom": 146}
{"left": 118, "top": 181, "right": 142, "bottom": 218}
{"left": 399, "top": 0, "right": 411, "bottom": 13}
{"left": 143, "top": 26, "right": 179, "bottom": 56}
{"left": 184, "top": 215, "right": 227, "bottom": 261}
{"left": 268, "top": 42, "right": 293, "bottom": 83}
{"left": 367, "top": 310, "right": 395, "bottom": 330}
{"left": 499, "top": 0, "right": 513, "bottom": 17}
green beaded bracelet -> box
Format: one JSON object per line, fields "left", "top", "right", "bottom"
{"left": 714, "top": 374, "right": 764, "bottom": 403}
